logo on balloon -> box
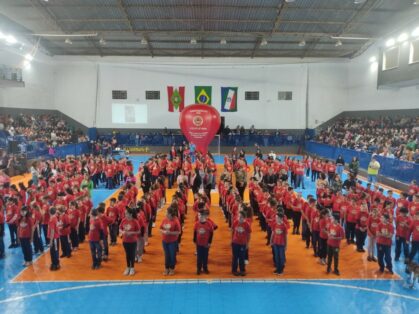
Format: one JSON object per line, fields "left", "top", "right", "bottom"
{"left": 179, "top": 104, "right": 221, "bottom": 154}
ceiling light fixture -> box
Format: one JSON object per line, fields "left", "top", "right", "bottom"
{"left": 99, "top": 38, "right": 106, "bottom": 45}
{"left": 220, "top": 38, "right": 227, "bottom": 45}
{"left": 285, "top": 0, "right": 295, "bottom": 3}
{"left": 140, "top": 38, "right": 148, "bottom": 45}
{"left": 354, "top": 0, "right": 367, "bottom": 4}
{"left": 397, "top": 33, "right": 408, "bottom": 42}
{"left": 23, "top": 60, "right": 31, "bottom": 69}
{"left": 24, "top": 53, "right": 33, "bottom": 61}
{"left": 65, "top": 38, "right": 72, "bottom": 44}
{"left": 260, "top": 38, "right": 268, "bottom": 46}
{"left": 190, "top": 38, "right": 197, "bottom": 44}
{"left": 335, "top": 40, "right": 342, "bottom": 47}
{"left": 369, "top": 56, "right": 376, "bottom": 63}
{"left": 298, "top": 40, "right": 306, "bottom": 47}
{"left": 5, "top": 35, "right": 17, "bottom": 45}
{"left": 412, "top": 27, "right": 419, "bottom": 37}
{"left": 385, "top": 38, "right": 395, "bottom": 47}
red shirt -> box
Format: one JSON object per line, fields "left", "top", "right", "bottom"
{"left": 106, "top": 206, "right": 118, "bottom": 224}
{"left": 396, "top": 215, "right": 412, "bottom": 239}
{"left": 409, "top": 220, "right": 419, "bottom": 242}
{"left": 356, "top": 211, "right": 369, "bottom": 230}
{"left": 367, "top": 215, "right": 381, "bottom": 236}
{"left": 68, "top": 209, "right": 80, "bottom": 228}
{"left": 232, "top": 220, "right": 251, "bottom": 245}
{"left": 119, "top": 218, "right": 140, "bottom": 243}
{"left": 18, "top": 217, "right": 33, "bottom": 238}
{"left": 89, "top": 218, "right": 103, "bottom": 242}
{"left": 48, "top": 215, "right": 60, "bottom": 239}
{"left": 270, "top": 221, "right": 288, "bottom": 246}
{"left": 376, "top": 222, "right": 394, "bottom": 246}
{"left": 160, "top": 217, "right": 181, "bottom": 243}
{"left": 327, "top": 223, "right": 344, "bottom": 248}
{"left": 346, "top": 206, "right": 359, "bottom": 223}
{"left": 194, "top": 221, "right": 214, "bottom": 246}
{"left": 0, "top": 210, "right": 4, "bottom": 224}
{"left": 58, "top": 214, "right": 71, "bottom": 236}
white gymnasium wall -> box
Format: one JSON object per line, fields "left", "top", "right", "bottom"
{"left": 96, "top": 62, "right": 310, "bottom": 129}
{"left": 53, "top": 63, "right": 98, "bottom": 127}
{"left": 307, "top": 63, "right": 348, "bottom": 128}
{"left": 346, "top": 44, "right": 419, "bottom": 111}
{"left": 0, "top": 49, "right": 55, "bottom": 110}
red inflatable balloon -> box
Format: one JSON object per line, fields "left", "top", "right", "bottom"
{"left": 179, "top": 104, "right": 221, "bottom": 154}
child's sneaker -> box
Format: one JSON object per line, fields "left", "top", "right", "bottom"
{"left": 163, "top": 268, "right": 169, "bottom": 276}
{"left": 123, "top": 267, "right": 130, "bottom": 276}
{"left": 129, "top": 268, "right": 135, "bottom": 276}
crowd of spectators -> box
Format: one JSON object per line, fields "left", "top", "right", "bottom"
{"left": 315, "top": 116, "right": 419, "bottom": 163}
{"left": 0, "top": 114, "right": 87, "bottom": 147}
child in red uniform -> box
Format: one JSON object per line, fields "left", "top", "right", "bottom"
{"left": 193, "top": 211, "right": 215, "bottom": 274}
{"left": 106, "top": 198, "right": 119, "bottom": 246}
{"left": 58, "top": 206, "right": 71, "bottom": 258}
{"left": 18, "top": 206, "right": 34, "bottom": 266}
{"left": 231, "top": 211, "right": 251, "bottom": 276}
{"left": 270, "top": 213, "right": 289, "bottom": 275}
{"left": 408, "top": 211, "right": 419, "bottom": 263}
{"left": 48, "top": 207, "right": 60, "bottom": 270}
{"left": 326, "top": 215, "right": 344, "bottom": 276}
{"left": 355, "top": 203, "right": 369, "bottom": 252}
{"left": 68, "top": 201, "right": 80, "bottom": 251}
{"left": 367, "top": 208, "right": 380, "bottom": 262}
{"left": 88, "top": 208, "right": 104, "bottom": 270}
{"left": 395, "top": 207, "right": 411, "bottom": 262}
{"left": 0, "top": 206, "right": 4, "bottom": 258}
{"left": 119, "top": 207, "right": 140, "bottom": 276}
{"left": 376, "top": 214, "right": 394, "bottom": 274}
{"left": 160, "top": 206, "right": 181, "bottom": 275}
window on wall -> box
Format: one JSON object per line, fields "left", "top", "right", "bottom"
{"left": 112, "top": 90, "right": 127, "bottom": 100}
{"left": 278, "top": 91, "right": 293, "bottom": 100}
{"left": 409, "top": 39, "right": 419, "bottom": 64}
{"left": 382, "top": 47, "right": 400, "bottom": 71}
{"left": 145, "top": 90, "right": 160, "bottom": 100}
{"left": 245, "top": 91, "right": 259, "bottom": 100}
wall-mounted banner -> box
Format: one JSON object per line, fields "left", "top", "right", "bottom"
{"left": 167, "top": 86, "right": 185, "bottom": 112}
{"left": 179, "top": 104, "right": 220, "bottom": 154}
{"left": 221, "top": 87, "right": 238, "bottom": 112}
{"left": 194, "top": 86, "right": 212, "bottom": 105}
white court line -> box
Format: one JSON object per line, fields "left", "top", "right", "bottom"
{"left": 9, "top": 249, "right": 49, "bottom": 284}
{"left": 0, "top": 280, "right": 418, "bottom": 305}
{"left": 11, "top": 276, "right": 402, "bottom": 284}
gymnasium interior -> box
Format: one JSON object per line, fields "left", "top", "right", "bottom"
{"left": 0, "top": 1, "right": 418, "bottom": 313}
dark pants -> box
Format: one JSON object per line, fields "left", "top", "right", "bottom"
{"left": 355, "top": 229, "right": 367, "bottom": 250}
{"left": 123, "top": 242, "right": 136, "bottom": 268}
{"left": 196, "top": 245, "right": 209, "bottom": 272}
{"left": 332, "top": 211, "right": 340, "bottom": 222}
{"left": 312, "top": 231, "right": 320, "bottom": 256}
{"left": 236, "top": 183, "right": 246, "bottom": 200}
{"left": 103, "top": 237, "right": 109, "bottom": 257}
{"left": 319, "top": 238, "right": 327, "bottom": 259}
{"left": 232, "top": 243, "right": 246, "bottom": 273}
{"left": 266, "top": 225, "right": 272, "bottom": 245}
{"left": 33, "top": 226, "right": 44, "bottom": 253}
{"left": 292, "top": 211, "right": 301, "bottom": 233}
{"left": 106, "top": 177, "right": 114, "bottom": 189}
{"left": 272, "top": 244, "right": 285, "bottom": 274}
{"left": 311, "top": 170, "right": 317, "bottom": 182}
{"left": 42, "top": 224, "right": 49, "bottom": 244}
{"left": 303, "top": 222, "right": 311, "bottom": 248}
{"left": 327, "top": 246, "right": 339, "bottom": 271}
{"left": 78, "top": 222, "right": 86, "bottom": 243}
{"left": 395, "top": 236, "right": 409, "bottom": 260}
{"left": 345, "top": 222, "right": 356, "bottom": 242}
{"left": 409, "top": 241, "right": 419, "bottom": 262}
{"left": 295, "top": 175, "right": 305, "bottom": 189}
{"left": 163, "top": 241, "right": 177, "bottom": 270}
{"left": 89, "top": 241, "right": 102, "bottom": 267}
{"left": 377, "top": 243, "right": 392, "bottom": 272}
{"left": 60, "top": 235, "right": 71, "bottom": 257}
{"left": 109, "top": 224, "right": 118, "bottom": 244}
{"left": 50, "top": 238, "right": 60, "bottom": 267}
{"left": 20, "top": 237, "right": 33, "bottom": 262}
{"left": 168, "top": 174, "right": 174, "bottom": 188}
{"left": 70, "top": 228, "right": 79, "bottom": 249}
{"left": 8, "top": 224, "right": 18, "bottom": 246}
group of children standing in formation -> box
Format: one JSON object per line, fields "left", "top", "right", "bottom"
{"left": 0, "top": 146, "right": 418, "bottom": 279}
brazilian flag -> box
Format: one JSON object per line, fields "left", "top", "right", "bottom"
{"left": 194, "top": 86, "right": 212, "bottom": 105}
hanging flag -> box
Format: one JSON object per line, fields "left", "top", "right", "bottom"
{"left": 167, "top": 86, "right": 185, "bottom": 112}
{"left": 221, "top": 87, "right": 238, "bottom": 112}
{"left": 194, "top": 86, "right": 212, "bottom": 105}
